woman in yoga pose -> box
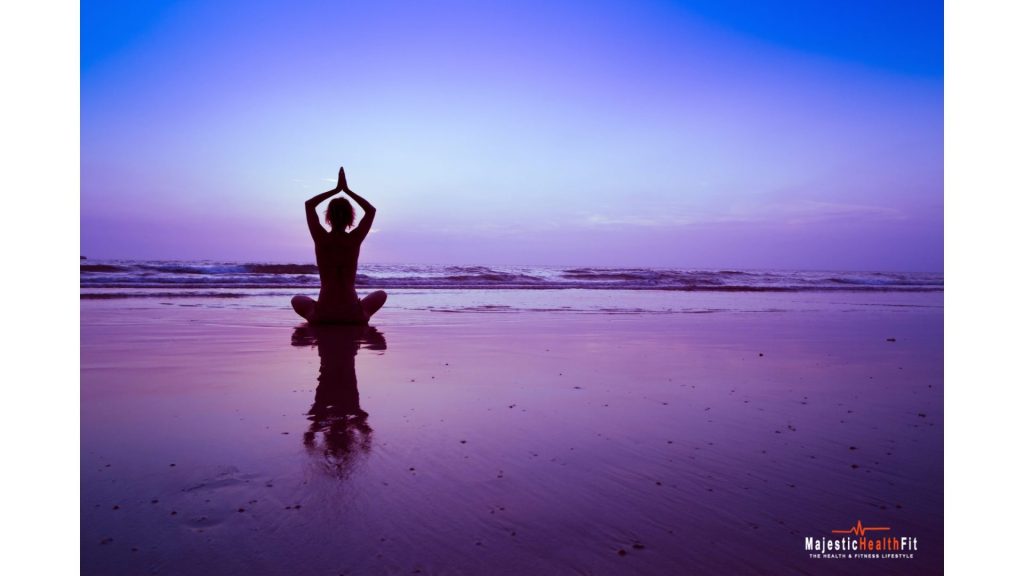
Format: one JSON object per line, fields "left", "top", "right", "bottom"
{"left": 291, "top": 167, "right": 387, "bottom": 324}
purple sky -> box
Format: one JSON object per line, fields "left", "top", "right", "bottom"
{"left": 81, "top": 1, "right": 943, "bottom": 271}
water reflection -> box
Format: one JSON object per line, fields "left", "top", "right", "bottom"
{"left": 291, "top": 324, "right": 386, "bottom": 476}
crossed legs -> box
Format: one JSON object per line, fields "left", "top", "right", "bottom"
{"left": 291, "top": 295, "right": 317, "bottom": 321}
{"left": 291, "top": 291, "right": 388, "bottom": 323}
{"left": 360, "top": 290, "right": 388, "bottom": 319}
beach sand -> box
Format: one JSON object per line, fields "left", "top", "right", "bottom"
{"left": 82, "top": 291, "right": 943, "bottom": 575}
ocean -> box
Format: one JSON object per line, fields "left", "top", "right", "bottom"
{"left": 80, "top": 261, "right": 943, "bottom": 297}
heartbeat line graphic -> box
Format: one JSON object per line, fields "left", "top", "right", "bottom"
{"left": 832, "top": 520, "right": 891, "bottom": 536}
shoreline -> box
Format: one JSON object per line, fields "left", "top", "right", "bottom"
{"left": 82, "top": 294, "right": 943, "bottom": 575}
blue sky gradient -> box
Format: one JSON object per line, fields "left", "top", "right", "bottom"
{"left": 81, "top": 0, "right": 943, "bottom": 270}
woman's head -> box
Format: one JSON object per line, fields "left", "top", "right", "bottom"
{"left": 325, "top": 198, "right": 354, "bottom": 230}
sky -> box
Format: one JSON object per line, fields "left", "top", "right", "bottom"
{"left": 81, "top": 0, "right": 943, "bottom": 271}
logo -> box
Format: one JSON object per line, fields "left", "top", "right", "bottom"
{"left": 804, "top": 520, "right": 918, "bottom": 560}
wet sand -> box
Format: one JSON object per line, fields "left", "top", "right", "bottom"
{"left": 81, "top": 293, "right": 943, "bottom": 575}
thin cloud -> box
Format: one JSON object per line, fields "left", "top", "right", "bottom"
{"left": 573, "top": 199, "right": 905, "bottom": 231}
{"left": 579, "top": 213, "right": 697, "bottom": 228}
{"left": 712, "top": 200, "right": 906, "bottom": 225}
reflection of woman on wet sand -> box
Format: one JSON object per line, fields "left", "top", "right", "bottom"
{"left": 291, "top": 323, "right": 386, "bottom": 476}
{"left": 291, "top": 166, "right": 387, "bottom": 324}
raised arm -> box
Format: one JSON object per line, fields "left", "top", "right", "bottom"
{"left": 341, "top": 173, "right": 377, "bottom": 242}
{"left": 304, "top": 167, "right": 350, "bottom": 240}
{"left": 304, "top": 186, "right": 338, "bottom": 241}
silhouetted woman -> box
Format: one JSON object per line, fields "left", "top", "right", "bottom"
{"left": 291, "top": 167, "right": 387, "bottom": 323}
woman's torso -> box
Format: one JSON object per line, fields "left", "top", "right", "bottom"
{"left": 313, "top": 233, "right": 364, "bottom": 322}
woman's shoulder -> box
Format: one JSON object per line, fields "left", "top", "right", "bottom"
{"left": 317, "top": 230, "right": 351, "bottom": 243}
{"left": 316, "top": 231, "right": 361, "bottom": 251}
